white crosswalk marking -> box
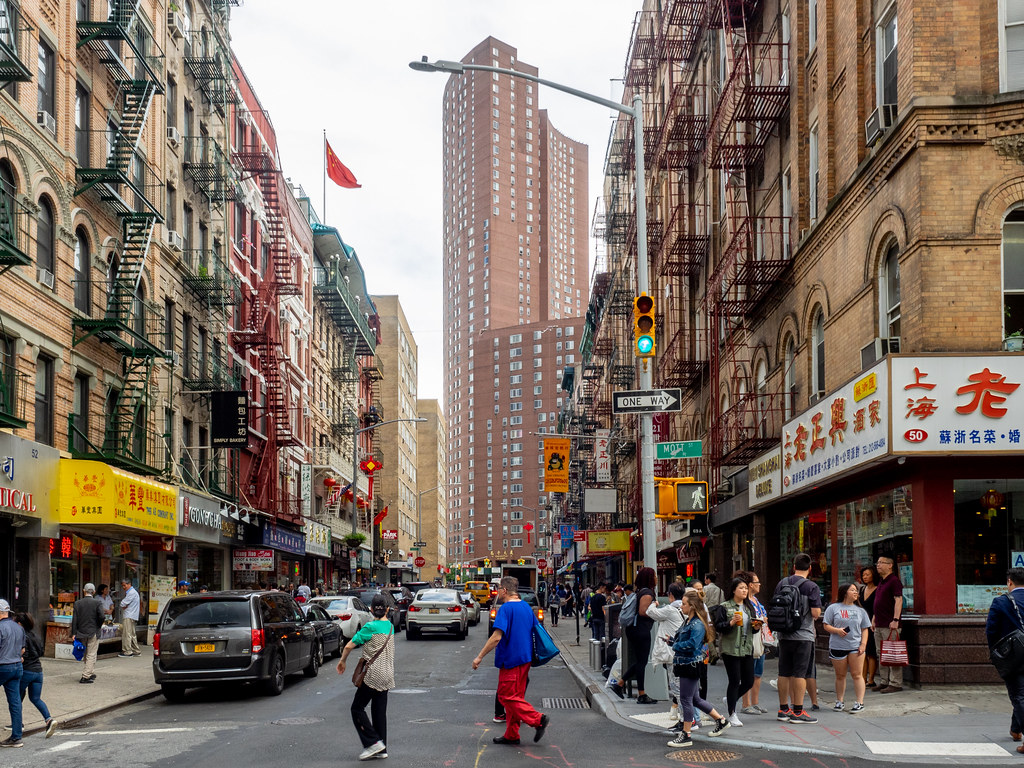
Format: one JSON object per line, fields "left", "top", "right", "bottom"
{"left": 865, "top": 741, "right": 1011, "bottom": 757}
{"left": 48, "top": 740, "right": 90, "bottom": 752}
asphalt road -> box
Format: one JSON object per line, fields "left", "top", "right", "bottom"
{"left": 3, "top": 620, "right": 885, "bottom": 767}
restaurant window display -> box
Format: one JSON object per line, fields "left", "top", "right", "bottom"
{"left": 834, "top": 484, "right": 915, "bottom": 609}
{"left": 182, "top": 544, "right": 224, "bottom": 592}
{"left": 954, "top": 478, "right": 1024, "bottom": 614}
{"left": 779, "top": 511, "right": 831, "bottom": 599}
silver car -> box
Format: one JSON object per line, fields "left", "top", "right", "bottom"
{"left": 406, "top": 588, "right": 468, "bottom": 640}
{"left": 458, "top": 592, "right": 481, "bottom": 625}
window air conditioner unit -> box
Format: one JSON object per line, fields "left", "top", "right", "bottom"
{"left": 166, "top": 230, "right": 183, "bottom": 251}
{"left": 860, "top": 336, "right": 902, "bottom": 369}
{"left": 163, "top": 349, "right": 180, "bottom": 366}
{"left": 168, "top": 12, "right": 186, "bottom": 40}
{"left": 36, "top": 111, "right": 56, "bottom": 135}
{"left": 167, "top": 126, "right": 181, "bottom": 147}
{"left": 864, "top": 103, "right": 897, "bottom": 148}
{"left": 37, "top": 268, "right": 55, "bottom": 290}
{"left": 319, "top": 400, "right": 327, "bottom": 410}
{"left": 319, "top": 342, "right": 327, "bottom": 352}
{"left": 302, "top": 405, "right": 310, "bottom": 417}
{"left": 325, "top": 408, "right": 333, "bottom": 418}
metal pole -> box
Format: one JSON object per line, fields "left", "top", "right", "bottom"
{"left": 351, "top": 407, "right": 360, "bottom": 584}
{"left": 633, "top": 94, "right": 656, "bottom": 571}
{"left": 574, "top": 538, "right": 580, "bottom": 646}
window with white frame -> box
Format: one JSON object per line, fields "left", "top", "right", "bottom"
{"left": 812, "top": 308, "right": 825, "bottom": 398}
{"left": 808, "top": 0, "right": 817, "bottom": 50}
{"left": 1003, "top": 0, "right": 1024, "bottom": 92}
{"left": 877, "top": 6, "right": 898, "bottom": 106}
{"left": 881, "top": 240, "right": 901, "bottom": 339}
{"left": 809, "top": 124, "right": 819, "bottom": 224}
{"left": 1003, "top": 209, "right": 1024, "bottom": 335}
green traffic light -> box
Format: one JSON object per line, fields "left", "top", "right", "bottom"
{"left": 637, "top": 335, "right": 654, "bottom": 355}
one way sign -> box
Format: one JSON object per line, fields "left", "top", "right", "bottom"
{"left": 612, "top": 388, "right": 682, "bottom": 414}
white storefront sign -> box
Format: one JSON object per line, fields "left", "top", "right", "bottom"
{"left": 892, "top": 355, "right": 1024, "bottom": 454}
{"left": 782, "top": 360, "right": 889, "bottom": 495}
{"left": 748, "top": 447, "right": 782, "bottom": 508}
{"left": 595, "top": 429, "right": 612, "bottom": 483}
{"left": 304, "top": 519, "right": 331, "bottom": 558}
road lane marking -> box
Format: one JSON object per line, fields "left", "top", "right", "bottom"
{"left": 48, "top": 740, "right": 90, "bottom": 752}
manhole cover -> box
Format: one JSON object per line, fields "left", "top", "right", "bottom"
{"left": 667, "top": 748, "right": 742, "bottom": 762}
{"left": 458, "top": 689, "right": 496, "bottom": 696}
{"left": 541, "top": 697, "right": 589, "bottom": 709}
{"left": 391, "top": 688, "right": 429, "bottom": 694}
{"left": 271, "top": 717, "right": 324, "bottom": 726}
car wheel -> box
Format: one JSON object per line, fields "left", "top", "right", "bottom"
{"left": 332, "top": 638, "right": 343, "bottom": 658}
{"left": 406, "top": 626, "right": 419, "bottom": 640}
{"left": 262, "top": 653, "right": 286, "bottom": 696}
{"left": 304, "top": 641, "right": 323, "bottom": 678}
{"left": 161, "top": 684, "right": 187, "bottom": 703}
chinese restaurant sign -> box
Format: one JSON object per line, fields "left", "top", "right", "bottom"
{"left": 781, "top": 361, "right": 889, "bottom": 495}
{"left": 58, "top": 460, "right": 178, "bottom": 535}
{"left": 892, "top": 356, "right": 1024, "bottom": 454}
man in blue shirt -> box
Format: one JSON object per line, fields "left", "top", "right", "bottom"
{"left": 0, "top": 598, "right": 26, "bottom": 748}
{"left": 473, "top": 576, "right": 549, "bottom": 745}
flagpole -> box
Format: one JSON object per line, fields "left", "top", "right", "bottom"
{"left": 322, "top": 129, "right": 327, "bottom": 221}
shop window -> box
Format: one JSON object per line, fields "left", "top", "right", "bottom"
{"left": 954, "top": 478, "right": 1024, "bottom": 613}
{"left": 833, "top": 484, "right": 914, "bottom": 607}
{"left": 779, "top": 511, "right": 831, "bottom": 599}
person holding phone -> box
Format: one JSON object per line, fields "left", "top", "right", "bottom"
{"left": 823, "top": 583, "right": 872, "bottom": 713}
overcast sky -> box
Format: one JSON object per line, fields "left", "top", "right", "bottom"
{"left": 230, "top": 1, "right": 643, "bottom": 402}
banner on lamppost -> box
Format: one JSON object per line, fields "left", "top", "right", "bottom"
{"left": 543, "top": 438, "right": 570, "bottom": 493}
{"left": 595, "top": 429, "right": 611, "bottom": 483}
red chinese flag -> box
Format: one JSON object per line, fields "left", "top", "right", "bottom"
{"left": 325, "top": 139, "right": 361, "bottom": 189}
{"left": 373, "top": 505, "right": 388, "bottom": 526}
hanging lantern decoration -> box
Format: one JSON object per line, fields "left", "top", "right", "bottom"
{"left": 524, "top": 522, "right": 534, "bottom": 544}
{"left": 324, "top": 477, "right": 337, "bottom": 489}
{"left": 980, "top": 489, "right": 1005, "bottom": 526}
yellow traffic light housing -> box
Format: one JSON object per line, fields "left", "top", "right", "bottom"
{"left": 655, "top": 477, "right": 710, "bottom": 519}
{"left": 633, "top": 293, "right": 656, "bottom": 358}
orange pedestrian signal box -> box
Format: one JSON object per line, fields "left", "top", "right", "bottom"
{"left": 655, "top": 477, "right": 709, "bottom": 519}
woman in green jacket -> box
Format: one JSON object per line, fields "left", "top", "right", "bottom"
{"left": 712, "top": 577, "right": 759, "bottom": 727}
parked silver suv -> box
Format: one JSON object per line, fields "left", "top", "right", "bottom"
{"left": 153, "top": 590, "right": 317, "bottom": 701}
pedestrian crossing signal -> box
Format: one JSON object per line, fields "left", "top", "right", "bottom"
{"left": 655, "top": 477, "right": 709, "bottom": 519}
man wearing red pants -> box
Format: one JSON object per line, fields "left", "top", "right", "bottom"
{"left": 473, "top": 575, "right": 550, "bottom": 745}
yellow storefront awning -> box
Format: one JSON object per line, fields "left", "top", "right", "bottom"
{"left": 58, "top": 459, "right": 178, "bottom": 536}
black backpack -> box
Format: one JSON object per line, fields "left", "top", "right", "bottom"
{"left": 767, "top": 577, "right": 809, "bottom": 635}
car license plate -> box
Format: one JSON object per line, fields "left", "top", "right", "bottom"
{"left": 429, "top": 608, "right": 440, "bottom": 614}
{"left": 193, "top": 643, "right": 215, "bottom": 653}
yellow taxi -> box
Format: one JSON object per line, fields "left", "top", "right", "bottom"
{"left": 464, "top": 580, "right": 491, "bottom": 607}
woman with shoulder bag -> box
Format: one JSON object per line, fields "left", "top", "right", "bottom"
{"left": 714, "top": 576, "right": 757, "bottom": 727}
{"left": 609, "top": 567, "right": 659, "bottom": 704}
{"left": 337, "top": 595, "right": 395, "bottom": 761}
{"left": 665, "top": 592, "right": 730, "bottom": 748}
{"left": 647, "top": 582, "right": 687, "bottom": 715}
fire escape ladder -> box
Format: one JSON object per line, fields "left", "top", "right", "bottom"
{"left": 100, "top": 352, "right": 157, "bottom": 473}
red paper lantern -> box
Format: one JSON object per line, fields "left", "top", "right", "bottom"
{"left": 324, "top": 477, "right": 337, "bottom": 488}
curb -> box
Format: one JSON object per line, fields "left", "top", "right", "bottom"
{"left": 23, "top": 689, "right": 162, "bottom": 737}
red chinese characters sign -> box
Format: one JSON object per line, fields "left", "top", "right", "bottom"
{"left": 781, "top": 361, "right": 890, "bottom": 495}
{"left": 892, "top": 357, "right": 1024, "bottom": 453}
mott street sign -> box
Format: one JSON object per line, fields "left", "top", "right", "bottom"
{"left": 613, "top": 388, "right": 682, "bottom": 414}
{"left": 655, "top": 440, "right": 703, "bottom": 460}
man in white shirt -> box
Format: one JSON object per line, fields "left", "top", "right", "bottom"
{"left": 118, "top": 580, "right": 141, "bottom": 657}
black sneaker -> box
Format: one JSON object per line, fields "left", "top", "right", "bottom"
{"left": 776, "top": 708, "right": 793, "bottom": 722}
{"left": 788, "top": 710, "right": 818, "bottom": 724}
{"left": 666, "top": 733, "right": 692, "bottom": 748}
{"left": 0, "top": 737, "right": 23, "bottom": 748}
{"left": 79, "top": 676, "right": 95, "bottom": 684}
{"left": 492, "top": 714, "right": 506, "bottom": 723}
{"left": 710, "top": 718, "right": 731, "bottom": 737}
{"left": 669, "top": 721, "right": 686, "bottom": 733}
{"left": 608, "top": 682, "right": 625, "bottom": 700}
{"left": 533, "top": 714, "right": 549, "bottom": 743}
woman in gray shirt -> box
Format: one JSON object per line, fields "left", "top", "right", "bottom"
{"left": 822, "top": 583, "right": 872, "bottom": 713}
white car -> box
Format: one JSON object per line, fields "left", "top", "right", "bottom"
{"left": 306, "top": 596, "right": 373, "bottom": 642}
{"left": 458, "top": 592, "right": 481, "bottom": 625}
{"left": 407, "top": 588, "right": 468, "bottom": 640}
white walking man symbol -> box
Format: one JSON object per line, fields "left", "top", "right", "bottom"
{"left": 690, "top": 484, "right": 705, "bottom": 510}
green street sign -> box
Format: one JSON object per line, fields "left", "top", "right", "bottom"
{"left": 655, "top": 440, "right": 703, "bottom": 460}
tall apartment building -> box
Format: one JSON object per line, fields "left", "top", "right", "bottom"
{"left": 440, "top": 37, "right": 590, "bottom": 569}
{"left": 416, "top": 399, "right": 447, "bottom": 577}
{"left": 565, "top": 0, "right": 1024, "bottom": 682}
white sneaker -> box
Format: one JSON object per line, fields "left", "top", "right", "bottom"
{"left": 833, "top": 701, "right": 845, "bottom": 711}
{"left": 359, "top": 742, "right": 386, "bottom": 761}
{"left": 727, "top": 713, "right": 743, "bottom": 727}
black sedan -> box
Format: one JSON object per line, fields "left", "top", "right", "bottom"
{"left": 300, "top": 602, "right": 343, "bottom": 664}
{"left": 387, "top": 586, "right": 414, "bottom": 629}
{"left": 340, "top": 588, "right": 400, "bottom": 631}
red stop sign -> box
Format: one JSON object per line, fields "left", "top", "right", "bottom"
{"left": 537, "top": 558, "right": 548, "bottom": 569}
{"left": 414, "top": 556, "right": 425, "bottom": 568}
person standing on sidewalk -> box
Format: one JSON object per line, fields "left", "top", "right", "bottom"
{"left": 713, "top": 576, "right": 756, "bottom": 727}
{"left": 13, "top": 613, "right": 57, "bottom": 738}
{"left": 589, "top": 583, "right": 608, "bottom": 641}
{"left": 741, "top": 572, "right": 770, "bottom": 715}
{"left": 609, "top": 568, "right": 659, "bottom": 704}
{"left": 871, "top": 555, "right": 904, "bottom": 693}
{"left": 986, "top": 567, "right": 1024, "bottom": 752}
{"left": 70, "top": 583, "right": 105, "bottom": 684}
{"left": 858, "top": 565, "right": 880, "bottom": 688}
{"left": 648, "top": 582, "right": 686, "bottom": 712}
{"left": 119, "top": 579, "right": 141, "bottom": 657}
{"left": 772, "top": 553, "right": 822, "bottom": 724}
{"left": 823, "top": 583, "right": 871, "bottom": 713}
{"left": 472, "top": 575, "right": 549, "bottom": 746}
{"left": 0, "top": 598, "right": 25, "bottom": 748}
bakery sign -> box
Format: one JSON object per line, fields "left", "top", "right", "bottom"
{"left": 891, "top": 355, "right": 1024, "bottom": 454}
{"left": 782, "top": 360, "right": 890, "bottom": 495}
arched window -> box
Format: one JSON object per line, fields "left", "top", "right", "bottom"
{"left": 784, "top": 335, "right": 796, "bottom": 420}
{"left": 882, "top": 240, "right": 901, "bottom": 339}
{"left": 133, "top": 280, "right": 146, "bottom": 336}
{"left": 0, "top": 161, "right": 16, "bottom": 247}
{"left": 37, "top": 196, "right": 55, "bottom": 284}
{"left": 755, "top": 359, "right": 768, "bottom": 437}
{"left": 811, "top": 309, "right": 826, "bottom": 399}
{"left": 74, "top": 227, "right": 91, "bottom": 313}
{"left": 1003, "top": 209, "right": 1024, "bottom": 336}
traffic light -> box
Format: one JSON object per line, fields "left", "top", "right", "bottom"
{"left": 633, "top": 293, "right": 656, "bottom": 358}
{"left": 655, "top": 477, "right": 709, "bottom": 519}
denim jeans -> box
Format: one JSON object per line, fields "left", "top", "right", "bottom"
{"left": 591, "top": 618, "right": 606, "bottom": 642}
{"left": 0, "top": 662, "right": 23, "bottom": 739}
{"left": 19, "top": 669, "right": 51, "bottom": 721}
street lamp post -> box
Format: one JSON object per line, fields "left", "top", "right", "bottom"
{"left": 417, "top": 482, "right": 460, "bottom": 577}
{"left": 410, "top": 56, "right": 657, "bottom": 572}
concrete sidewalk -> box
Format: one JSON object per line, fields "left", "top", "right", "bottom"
{"left": 3, "top": 650, "right": 159, "bottom": 738}
{"left": 547, "top": 615, "right": 1020, "bottom": 764}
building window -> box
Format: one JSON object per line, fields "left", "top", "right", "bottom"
{"left": 74, "top": 227, "right": 91, "bottom": 313}
{"left": 37, "top": 40, "right": 55, "bottom": 124}
{"left": 72, "top": 373, "right": 89, "bottom": 453}
{"left": 1003, "top": 209, "right": 1024, "bottom": 336}
{"left": 811, "top": 308, "right": 825, "bottom": 398}
{"left": 37, "top": 196, "right": 55, "bottom": 283}
{"left": 782, "top": 166, "right": 792, "bottom": 257}
{"left": 35, "top": 355, "right": 53, "bottom": 446}
{"left": 877, "top": 7, "right": 898, "bottom": 106}
{"left": 755, "top": 359, "right": 768, "bottom": 438}
{"left": 1002, "top": 0, "right": 1024, "bottom": 92}
{"left": 882, "top": 241, "right": 901, "bottom": 339}
{"left": 166, "top": 77, "right": 177, "bottom": 130}
{"left": 809, "top": 123, "right": 819, "bottom": 224}
{"left": 75, "top": 82, "right": 90, "bottom": 166}
{"left": 784, "top": 335, "right": 796, "bottom": 420}
{"left": 808, "top": 0, "right": 817, "bottom": 50}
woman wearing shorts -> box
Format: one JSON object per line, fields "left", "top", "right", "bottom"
{"left": 823, "top": 583, "right": 872, "bottom": 713}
